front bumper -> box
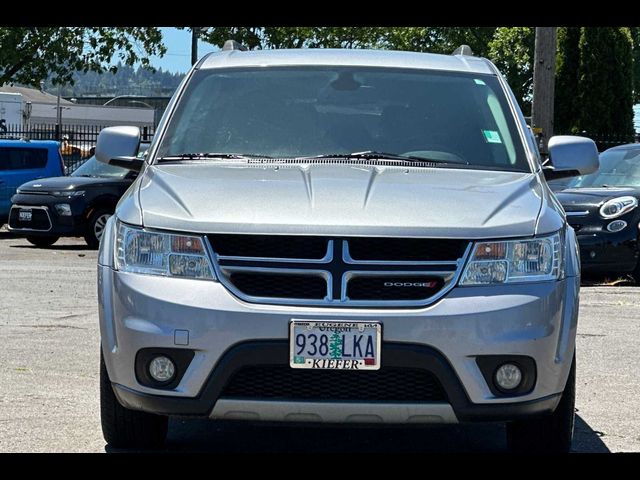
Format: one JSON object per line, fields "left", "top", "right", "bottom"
{"left": 7, "top": 193, "right": 88, "bottom": 236}
{"left": 576, "top": 228, "right": 639, "bottom": 274}
{"left": 99, "top": 264, "right": 578, "bottom": 424}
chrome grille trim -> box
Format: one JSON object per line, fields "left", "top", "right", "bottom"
{"left": 342, "top": 240, "right": 464, "bottom": 267}
{"left": 219, "top": 266, "right": 332, "bottom": 303}
{"left": 217, "top": 240, "right": 334, "bottom": 264}
{"left": 7, "top": 205, "right": 53, "bottom": 232}
{"left": 341, "top": 270, "right": 457, "bottom": 307}
{"left": 565, "top": 211, "right": 590, "bottom": 217}
{"left": 207, "top": 236, "right": 472, "bottom": 308}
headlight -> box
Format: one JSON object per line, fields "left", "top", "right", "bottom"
{"left": 115, "top": 221, "right": 216, "bottom": 280}
{"left": 599, "top": 196, "right": 637, "bottom": 219}
{"left": 460, "top": 232, "right": 563, "bottom": 285}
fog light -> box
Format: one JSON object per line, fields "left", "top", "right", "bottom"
{"left": 495, "top": 363, "right": 522, "bottom": 391}
{"left": 607, "top": 220, "right": 627, "bottom": 233}
{"left": 54, "top": 203, "right": 72, "bottom": 216}
{"left": 149, "top": 356, "right": 175, "bottom": 382}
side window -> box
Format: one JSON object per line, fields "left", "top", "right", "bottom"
{"left": 0, "top": 148, "right": 48, "bottom": 171}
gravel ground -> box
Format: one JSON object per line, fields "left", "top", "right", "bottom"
{"left": 0, "top": 230, "right": 638, "bottom": 453}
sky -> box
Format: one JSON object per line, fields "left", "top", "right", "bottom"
{"left": 148, "top": 28, "right": 219, "bottom": 73}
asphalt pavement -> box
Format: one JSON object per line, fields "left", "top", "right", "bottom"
{"left": 0, "top": 230, "right": 637, "bottom": 452}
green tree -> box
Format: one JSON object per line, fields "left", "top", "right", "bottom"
{"left": 487, "top": 27, "right": 535, "bottom": 115}
{"left": 0, "top": 27, "right": 165, "bottom": 87}
{"left": 198, "top": 27, "right": 388, "bottom": 50}
{"left": 576, "top": 27, "right": 634, "bottom": 138}
{"left": 380, "top": 27, "right": 496, "bottom": 56}
{"left": 629, "top": 27, "right": 640, "bottom": 104}
{"left": 555, "top": 27, "right": 581, "bottom": 133}
{"left": 198, "top": 27, "right": 496, "bottom": 55}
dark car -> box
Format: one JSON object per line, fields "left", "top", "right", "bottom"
{"left": 555, "top": 143, "right": 640, "bottom": 280}
{"left": 8, "top": 143, "right": 149, "bottom": 248}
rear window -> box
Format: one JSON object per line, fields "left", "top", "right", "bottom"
{"left": 0, "top": 147, "right": 48, "bottom": 171}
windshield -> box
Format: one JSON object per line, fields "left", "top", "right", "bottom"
{"left": 71, "top": 156, "right": 130, "bottom": 178}
{"left": 569, "top": 147, "right": 640, "bottom": 188}
{"left": 156, "top": 66, "right": 530, "bottom": 172}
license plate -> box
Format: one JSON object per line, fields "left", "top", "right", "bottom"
{"left": 19, "top": 209, "right": 32, "bottom": 222}
{"left": 289, "top": 320, "right": 381, "bottom": 370}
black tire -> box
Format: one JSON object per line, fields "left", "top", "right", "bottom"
{"left": 632, "top": 262, "right": 640, "bottom": 285}
{"left": 84, "top": 209, "right": 112, "bottom": 249}
{"left": 100, "top": 350, "right": 168, "bottom": 449}
{"left": 26, "top": 235, "right": 59, "bottom": 247}
{"left": 506, "top": 353, "right": 576, "bottom": 453}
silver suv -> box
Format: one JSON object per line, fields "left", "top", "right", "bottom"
{"left": 96, "top": 45, "right": 599, "bottom": 452}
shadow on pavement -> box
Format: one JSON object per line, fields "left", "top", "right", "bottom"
{"left": 572, "top": 414, "right": 610, "bottom": 453}
{"left": 105, "top": 413, "right": 611, "bottom": 453}
{"left": 106, "top": 420, "right": 506, "bottom": 453}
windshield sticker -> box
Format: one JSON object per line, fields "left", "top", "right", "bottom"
{"left": 474, "top": 78, "right": 487, "bottom": 85}
{"left": 482, "top": 130, "right": 502, "bottom": 144}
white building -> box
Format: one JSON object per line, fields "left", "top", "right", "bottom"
{"left": 0, "top": 85, "right": 155, "bottom": 128}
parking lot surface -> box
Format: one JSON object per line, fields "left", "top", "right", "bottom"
{"left": 0, "top": 230, "right": 638, "bottom": 452}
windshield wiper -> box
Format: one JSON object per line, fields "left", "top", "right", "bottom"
{"left": 303, "top": 151, "right": 467, "bottom": 165}
{"left": 156, "top": 153, "right": 272, "bottom": 163}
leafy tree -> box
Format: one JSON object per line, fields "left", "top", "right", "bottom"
{"left": 487, "top": 27, "right": 535, "bottom": 115}
{"left": 197, "top": 27, "right": 388, "bottom": 50}
{"left": 197, "top": 27, "right": 496, "bottom": 55}
{"left": 0, "top": 28, "right": 165, "bottom": 87}
{"left": 630, "top": 27, "right": 640, "bottom": 104}
{"left": 382, "top": 27, "right": 496, "bottom": 56}
{"left": 44, "top": 63, "right": 184, "bottom": 97}
{"left": 576, "top": 27, "right": 634, "bottom": 138}
{"left": 555, "top": 27, "right": 581, "bottom": 133}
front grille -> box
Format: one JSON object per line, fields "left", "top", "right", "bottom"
{"left": 229, "top": 272, "right": 327, "bottom": 299}
{"left": 9, "top": 207, "right": 51, "bottom": 231}
{"left": 209, "top": 234, "right": 328, "bottom": 259}
{"left": 221, "top": 365, "right": 447, "bottom": 402}
{"left": 347, "top": 237, "right": 468, "bottom": 262}
{"left": 211, "top": 235, "right": 470, "bottom": 307}
{"left": 347, "top": 276, "right": 445, "bottom": 301}
{"left": 16, "top": 190, "right": 50, "bottom": 195}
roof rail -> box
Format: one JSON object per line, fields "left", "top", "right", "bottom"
{"left": 452, "top": 45, "right": 474, "bottom": 56}
{"left": 222, "top": 40, "right": 248, "bottom": 52}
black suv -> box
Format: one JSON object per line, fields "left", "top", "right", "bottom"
{"left": 8, "top": 143, "right": 149, "bottom": 248}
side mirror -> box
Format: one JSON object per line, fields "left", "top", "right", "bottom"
{"left": 95, "top": 126, "right": 144, "bottom": 172}
{"left": 543, "top": 135, "right": 599, "bottom": 181}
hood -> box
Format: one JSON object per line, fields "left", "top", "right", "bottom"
{"left": 18, "top": 175, "right": 119, "bottom": 193}
{"left": 556, "top": 187, "right": 639, "bottom": 210}
{"left": 137, "top": 162, "right": 545, "bottom": 239}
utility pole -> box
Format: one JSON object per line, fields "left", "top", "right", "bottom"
{"left": 191, "top": 27, "right": 200, "bottom": 66}
{"left": 55, "top": 85, "right": 62, "bottom": 141}
{"left": 531, "top": 27, "right": 558, "bottom": 155}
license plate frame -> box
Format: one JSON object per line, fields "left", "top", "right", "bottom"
{"left": 289, "top": 320, "right": 382, "bottom": 370}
